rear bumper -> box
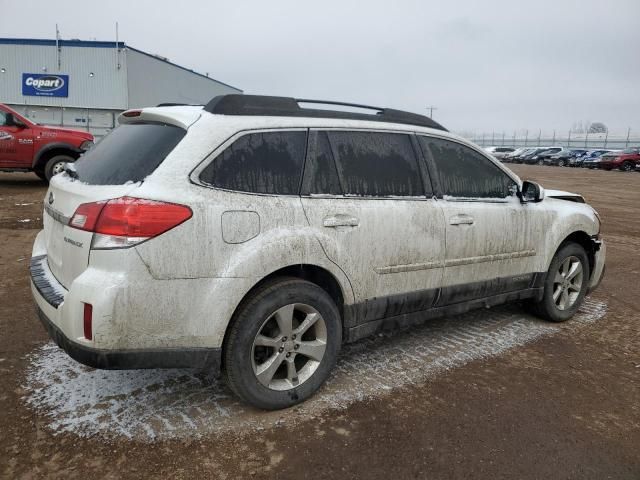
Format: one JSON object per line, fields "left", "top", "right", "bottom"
{"left": 30, "top": 250, "right": 222, "bottom": 372}
{"left": 36, "top": 306, "right": 221, "bottom": 371}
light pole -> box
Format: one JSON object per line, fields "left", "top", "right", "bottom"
{"left": 426, "top": 106, "right": 437, "bottom": 119}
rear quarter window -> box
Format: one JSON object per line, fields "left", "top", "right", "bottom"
{"left": 73, "top": 123, "right": 186, "bottom": 185}
{"left": 199, "top": 131, "right": 307, "bottom": 195}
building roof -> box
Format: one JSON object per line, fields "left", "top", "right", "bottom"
{"left": 0, "top": 37, "right": 242, "bottom": 92}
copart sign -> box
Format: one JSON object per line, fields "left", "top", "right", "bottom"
{"left": 22, "top": 73, "right": 69, "bottom": 97}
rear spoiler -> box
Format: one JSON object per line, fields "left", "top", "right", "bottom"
{"left": 118, "top": 106, "right": 203, "bottom": 129}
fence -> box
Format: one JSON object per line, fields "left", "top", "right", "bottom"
{"left": 460, "top": 129, "right": 639, "bottom": 150}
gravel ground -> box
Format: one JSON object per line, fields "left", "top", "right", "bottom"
{"left": 1, "top": 165, "right": 639, "bottom": 479}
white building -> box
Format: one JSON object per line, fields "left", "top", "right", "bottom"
{"left": 0, "top": 38, "right": 242, "bottom": 138}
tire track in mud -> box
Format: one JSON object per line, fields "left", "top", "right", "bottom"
{"left": 23, "top": 298, "right": 607, "bottom": 441}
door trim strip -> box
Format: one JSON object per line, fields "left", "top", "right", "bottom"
{"left": 375, "top": 249, "right": 536, "bottom": 274}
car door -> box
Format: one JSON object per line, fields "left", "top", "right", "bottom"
{"left": 418, "top": 135, "right": 545, "bottom": 306}
{"left": 300, "top": 130, "right": 445, "bottom": 327}
{"left": 0, "top": 109, "right": 34, "bottom": 167}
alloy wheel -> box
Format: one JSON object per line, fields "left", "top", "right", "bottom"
{"left": 251, "top": 303, "right": 327, "bottom": 391}
{"left": 552, "top": 256, "right": 583, "bottom": 311}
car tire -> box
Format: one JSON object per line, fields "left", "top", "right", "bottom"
{"left": 621, "top": 161, "right": 634, "bottom": 172}
{"left": 537, "top": 159, "right": 544, "bottom": 165}
{"left": 529, "top": 242, "right": 590, "bottom": 323}
{"left": 44, "top": 154, "right": 74, "bottom": 182}
{"left": 224, "top": 277, "right": 341, "bottom": 410}
{"left": 558, "top": 159, "right": 565, "bottom": 167}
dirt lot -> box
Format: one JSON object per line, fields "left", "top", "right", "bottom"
{"left": 1, "top": 165, "right": 639, "bottom": 479}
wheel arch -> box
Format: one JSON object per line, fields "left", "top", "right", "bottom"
{"left": 555, "top": 230, "right": 597, "bottom": 278}
{"left": 32, "top": 143, "right": 81, "bottom": 171}
{"left": 220, "top": 264, "right": 349, "bottom": 366}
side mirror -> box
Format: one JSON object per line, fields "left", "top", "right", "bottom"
{"left": 519, "top": 180, "right": 544, "bottom": 203}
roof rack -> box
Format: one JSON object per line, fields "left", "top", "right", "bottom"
{"left": 203, "top": 95, "right": 447, "bottom": 131}
{"left": 156, "top": 102, "right": 202, "bottom": 107}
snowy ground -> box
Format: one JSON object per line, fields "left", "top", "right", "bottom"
{"left": 23, "top": 299, "right": 606, "bottom": 441}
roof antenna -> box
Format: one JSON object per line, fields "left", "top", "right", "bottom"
{"left": 55, "top": 24, "right": 61, "bottom": 70}
{"left": 115, "top": 21, "right": 121, "bottom": 70}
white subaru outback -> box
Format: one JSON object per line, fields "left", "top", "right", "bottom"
{"left": 30, "top": 95, "right": 606, "bottom": 409}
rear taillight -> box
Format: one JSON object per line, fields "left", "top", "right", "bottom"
{"left": 69, "top": 196, "right": 192, "bottom": 249}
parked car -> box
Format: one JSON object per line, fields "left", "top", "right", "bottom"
{"left": 598, "top": 147, "right": 640, "bottom": 171}
{"left": 544, "top": 148, "right": 588, "bottom": 167}
{"left": 30, "top": 94, "right": 606, "bottom": 409}
{"left": 502, "top": 147, "right": 529, "bottom": 163}
{"left": 523, "top": 147, "right": 562, "bottom": 165}
{"left": 565, "top": 149, "right": 589, "bottom": 167}
{"left": 580, "top": 150, "right": 613, "bottom": 169}
{"left": 509, "top": 147, "right": 538, "bottom": 163}
{"left": 0, "top": 103, "right": 94, "bottom": 181}
{"left": 484, "top": 146, "right": 515, "bottom": 160}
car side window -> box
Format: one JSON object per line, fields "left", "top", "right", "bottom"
{"left": 199, "top": 131, "right": 307, "bottom": 195}
{"left": 326, "top": 131, "right": 427, "bottom": 197}
{"left": 0, "top": 111, "right": 7, "bottom": 126}
{"left": 301, "top": 131, "right": 342, "bottom": 195}
{"left": 419, "top": 136, "right": 516, "bottom": 199}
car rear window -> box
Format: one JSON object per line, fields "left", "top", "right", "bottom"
{"left": 73, "top": 123, "right": 186, "bottom": 185}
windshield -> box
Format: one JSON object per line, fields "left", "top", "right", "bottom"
{"left": 73, "top": 123, "right": 186, "bottom": 185}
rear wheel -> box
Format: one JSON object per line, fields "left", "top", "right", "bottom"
{"left": 621, "top": 161, "right": 634, "bottom": 172}
{"left": 558, "top": 159, "right": 565, "bottom": 167}
{"left": 537, "top": 159, "right": 544, "bottom": 165}
{"left": 224, "top": 277, "right": 341, "bottom": 410}
{"left": 529, "top": 243, "right": 590, "bottom": 322}
{"left": 44, "top": 154, "right": 74, "bottom": 182}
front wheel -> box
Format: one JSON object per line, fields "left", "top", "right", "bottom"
{"left": 224, "top": 278, "right": 341, "bottom": 410}
{"left": 44, "top": 154, "right": 74, "bottom": 182}
{"left": 558, "top": 159, "right": 565, "bottom": 167}
{"left": 529, "top": 243, "right": 590, "bottom": 322}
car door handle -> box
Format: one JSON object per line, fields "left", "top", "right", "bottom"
{"left": 449, "top": 214, "right": 474, "bottom": 225}
{"left": 323, "top": 214, "right": 360, "bottom": 228}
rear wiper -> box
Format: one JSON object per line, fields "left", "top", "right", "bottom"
{"left": 63, "top": 162, "right": 79, "bottom": 179}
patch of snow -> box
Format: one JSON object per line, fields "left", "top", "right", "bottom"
{"left": 17, "top": 219, "right": 31, "bottom": 223}
{"left": 23, "top": 299, "right": 606, "bottom": 441}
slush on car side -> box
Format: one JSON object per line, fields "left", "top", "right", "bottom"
{"left": 30, "top": 95, "right": 606, "bottom": 409}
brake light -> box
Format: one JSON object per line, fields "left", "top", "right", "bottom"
{"left": 69, "top": 197, "right": 192, "bottom": 249}
{"left": 122, "top": 109, "right": 142, "bottom": 117}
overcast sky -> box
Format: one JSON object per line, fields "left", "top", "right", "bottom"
{"left": 1, "top": 0, "right": 638, "bottom": 134}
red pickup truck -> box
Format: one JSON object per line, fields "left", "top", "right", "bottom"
{"left": 599, "top": 147, "right": 640, "bottom": 171}
{"left": 0, "top": 103, "right": 94, "bottom": 181}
